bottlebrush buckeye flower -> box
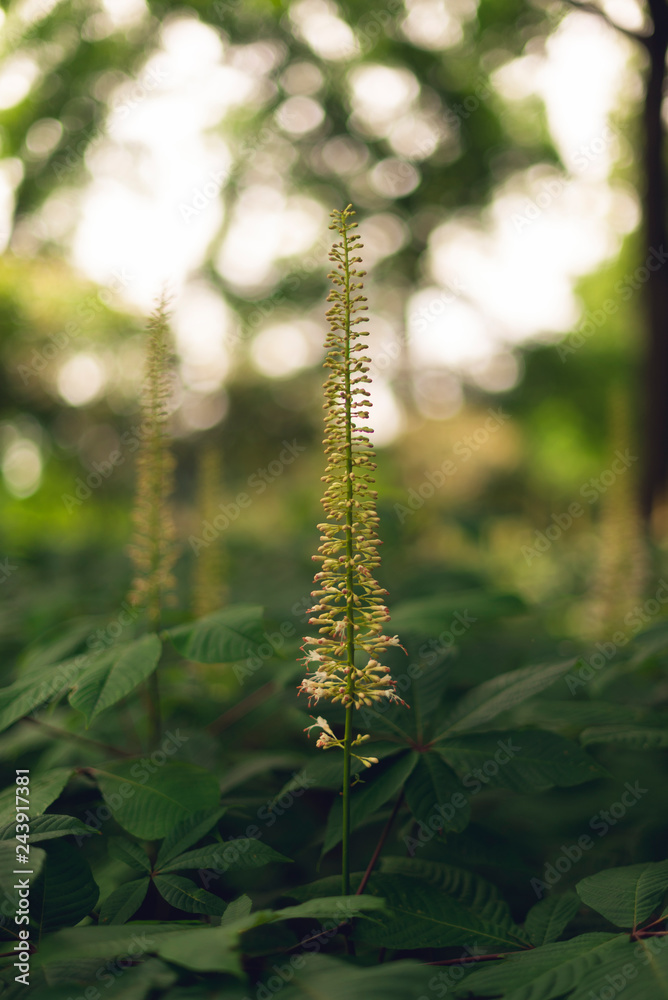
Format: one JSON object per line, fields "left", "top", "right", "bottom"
{"left": 298, "top": 205, "right": 407, "bottom": 759}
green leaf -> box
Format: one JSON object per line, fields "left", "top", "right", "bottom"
{"left": 581, "top": 725, "right": 668, "bottom": 749}
{"left": 0, "top": 669, "right": 72, "bottom": 734}
{"left": 577, "top": 861, "right": 668, "bottom": 928}
{"left": 276, "top": 743, "right": 402, "bottom": 797}
{"left": 109, "top": 838, "right": 151, "bottom": 872}
{"left": 219, "top": 752, "right": 305, "bottom": 794}
{"left": 222, "top": 894, "right": 253, "bottom": 924}
{"left": 525, "top": 892, "right": 581, "bottom": 945}
{"left": 98, "top": 877, "right": 150, "bottom": 924}
{"left": 37, "top": 923, "right": 191, "bottom": 967}
{"left": 154, "top": 913, "right": 266, "bottom": 976}
{"left": 454, "top": 932, "right": 619, "bottom": 999}
{"left": 0, "top": 841, "right": 46, "bottom": 927}
{"left": 0, "top": 814, "right": 97, "bottom": 843}
{"left": 0, "top": 770, "right": 73, "bottom": 827}
{"left": 389, "top": 592, "right": 525, "bottom": 634}
{"left": 437, "top": 730, "right": 606, "bottom": 792}
{"left": 496, "top": 699, "right": 644, "bottom": 735}
{"left": 278, "top": 954, "right": 446, "bottom": 1000}
{"left": 30, "top": 840, "right": 99, "bottom": 933}
{"left": 156, "top": 839, "right": 291, "bottom": 874}
{"left": 156, "top": 806, "right": 226, "bottom": 865}
{"left": 93, "top": 760, "right": 221, "bottom": 840}
{"left": 164, "top": 604, "right": 266, "bottom": 663}
{"left": 323, "top": 752, "right": 417, "bottom": 856}
{"left": 379, "top": 856, "right": 528, "bottom": 942}
{"left": 153, "top": 873, "right": 228, "bottom": 915}
{"left": 68, "top": 634, "right": 162, "bottom": 725}
{"left": 153, "top": 897, "right": 387, "bottom": 975}
{"left": 352, "top": 874, "right": 530, "bottom": 950}
{"left": 404, "top": 753, "right": 470, "bottom": 832}
{"left": 272, "top": 895, "right": 387, "bottom": 922}
{"left": 438, "top": 660, "right": 575, "bottom": 735}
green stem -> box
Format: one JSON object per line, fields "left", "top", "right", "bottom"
{"left": 341, "top": 215, "right": 356, "bottom": 898}
{"left": 342, "top": 704, "right": 353, "bottom": 896}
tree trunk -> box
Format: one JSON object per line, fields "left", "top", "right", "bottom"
{"left": 641, "top": 0, "right": 668, "bottom": 518}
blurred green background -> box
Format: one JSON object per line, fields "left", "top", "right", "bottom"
{"left": 0, "top": 0, "right": 662, "bottom": 658}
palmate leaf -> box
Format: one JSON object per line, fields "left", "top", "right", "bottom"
{"left": 576, "top": 861, "right": 668, "bottom": 928}
{"left": 494, "top": 699, "right": 645, "bottom": 735}
{"left": 454, "top": 932, "right": 619, "bottom": 999}
{"left": 352, "top": 873, "right": 530, "bottom": 951}
{"left": 437, "top": 660, "right": 576, "bottom": 736}
{"left": 379, "top": 856, "right": 528, "bottom": 942}
{"left": 580, "top": 725, "right": 668, "bottom": 749}
{"left": 436, "top": 730, "right": 607, "bottom": 792}
{"left": 153, "top": 874, "right": 228, "bottom": 915}
{"left": 389, "top": 592, "right": 525, "bottom": 635}
{"left": 322, "top": 752, "right": 417, "bottom": 855}
{"left": 22, "top": 958, "right": 177, "bottom": 1000}
{"left": 163, "top": 604, "right": 266, "bottom": 663}
{"left": 36, "top": 923, "right": 191, "bottom": 968}
{"left": 30, "top": 840, "right": 99, "bottom": 934}
{"left": 222, "top": 894, "right": 253, "bottom": 925}
{"left": 155, "top": 839, "right": 291, "bottom": 874}
{"left": 93, "top": 760, "right": 221, "bottom": 839}
{"left": 0, "top": 666, "right": 76, "bottom": 734}
{"left": 278, "top": 954, "right": 446, "bottom": 1000}
{"left": 404, "top": 753, "right": 470, "bottom": 832}
{"left": 0, "top": 769, "right": 73, "bottom": 827}
{"left": 98, "top": 877, "right": 150, "bottom": 924}
{"left": 68, "top": 634, "right": 162, "bottom": 725}
{"left": 155, "top": 806, "right": 226, "bottom": 865}
{"left": 0, "top": 814, "right": 97, "bottom": 843}
{"left": 153, "top": 896, "right": 386, "bottom": 976}
{"left": 457, "top": 932, "right": 668, "bottom": 1000}
{"left": 109, "top": 838, "right": 151, "bottom": 872}
{"left": 525, "top": 892, "right": 581, "bottom": 946}
{"left": 275, "top": 743, "right": 402, "bottom": 797}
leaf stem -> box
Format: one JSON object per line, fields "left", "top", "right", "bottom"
{"left": 356, "top": 790, "right": 404, "bottom": 895}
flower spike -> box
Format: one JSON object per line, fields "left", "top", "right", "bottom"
{"left": 298, "top": 205, "right": 407, "bottom": 758}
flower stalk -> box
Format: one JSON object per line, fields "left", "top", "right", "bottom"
{"left": 299, "top": 205, "right": 407, "bottom": 896}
